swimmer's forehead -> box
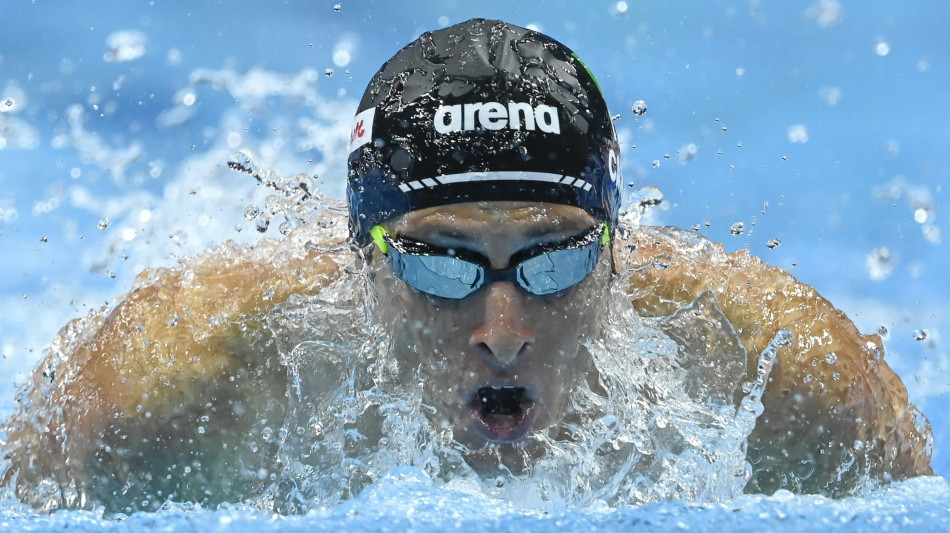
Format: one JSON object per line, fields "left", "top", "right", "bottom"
{"left": 390, "top": 202, "right": 597, "bottom": 242}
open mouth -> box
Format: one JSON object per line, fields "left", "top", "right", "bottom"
{"left": 466, "top": 385, "right": 537, "bottom": 443}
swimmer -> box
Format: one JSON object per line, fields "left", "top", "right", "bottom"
{"left": 2, "top": 19, "right": 932, "bottom": 513}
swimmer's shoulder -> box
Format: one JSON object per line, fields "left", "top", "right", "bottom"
{"left": 2, "top": 216, "right": 359, "bottom": 510}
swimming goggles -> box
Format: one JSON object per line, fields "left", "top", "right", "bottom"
{"left": 369, "top": 223, "right": 609, "bottom": 299}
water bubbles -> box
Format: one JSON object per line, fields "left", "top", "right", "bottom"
{"left": 825, "top": 352, "right": 838, "bottom": 365}
{"left": 913, "top": 329, "right": 928, "bottom": 341}
{"left": 631, "top": 100, "right": 648, "bottom": 116}
{"left": 103, "top": 30, "right": 148, "bottom": 62}
{"left": 333, "top": 2, "right": 342, "bottom": 12}
{"left": 878, "top": 326, "right": 889, "bottom": 337}
{"left": 730, "top": 222, "right": 745, "bottom": 236}
{"left": 196, "top": 426, "right": 206, "bottom": 435}
{"left": 766, "top": 238, "right": 782, "bottom": 249}
{"left": 0, "top": 99, "right": 14, "bottom": 113}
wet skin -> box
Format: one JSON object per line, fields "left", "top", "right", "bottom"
{"left": 370, "top": 202, "right": 612, "bottom": 466}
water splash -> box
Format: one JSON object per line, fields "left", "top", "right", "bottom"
{"left": 227, "top": 151, "right": 320, "bottom": 235}
{"left": 255, "top": 253, "right": 787, "bottom": 512}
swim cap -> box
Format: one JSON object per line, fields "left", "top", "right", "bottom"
{"left": 347, "top": 18, "right": 621, "bottom": 245}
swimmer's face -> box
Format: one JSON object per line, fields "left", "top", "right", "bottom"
{"left": 371, "top": 202, "right": 610, "bottom": 459}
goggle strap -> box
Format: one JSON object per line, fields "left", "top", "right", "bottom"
{"left": 370, "top": 225, "right": 389, "bottom": 254}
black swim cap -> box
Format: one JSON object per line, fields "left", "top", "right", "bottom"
{"left": 347, "top": 18, "right": 621, "bottom": 245}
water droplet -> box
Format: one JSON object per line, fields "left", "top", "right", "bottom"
{"left": 333, "top": 3, "right": 342, "bottom": 12}
{"left": 635, "top": 186, "right": 664, "bottom": 208}
{"left": 103, "top": 30, "right": 148, "bottom": 63}
{"left": 832, "top": 372, "right": 840, "bottom": 381}
{"left": 196, "top": 426, "right": 206, "bottom": 435}
{"left": 227, "top": 151, "right": 255, "bottom": 174}
{"left": 766, "top": 238, "right": 782, "bottom": 249}
{"left": 40, "top": 236, "right": 48, "bottom": 243}
{"left": 825, "top": 352, "right": 838, "bottom": 365}
{"left": 787, "top": 124, "right": 809, "bottom": 143}
{"left": 875, "top": 40, "right": 891, "bottom": 57}
{"left": 97, "top": 218, "right": 111, "bottom": 230}
{"left": 819, "top": 87, "right": 842, "bottom": 105}
{"left": 324, "top": 68, "right": 335, "bottom": 77}
{"left": 631, "top": 100, "right": 648, "bottom": 116}
{"left": 278, "top": 221, "right": 292, "bottom": 235}
{"left": 913, "top": 329, "right": 928, "bottom": 341}
{"left": 244, "top": 204, "right": 261, "bottom": 220}
{"left": 866, "top": 247, "right": 896, "bottom": 281}
{"left": 678, "top": 143, "right": 698, "bottom": 163}
{"left": 878, "top": 326, "right": 889, "bottom": 337}
{"left": 730, "top": 222, "right": 745, "bottom": 235}
{"left": 262, "top": 427, "right": 274, "bottom": 440}
{"left": 803, "top": 374, "right": 814, "bottom": 384}
{"left": 805, "top": 0, "right": 843, "bottom": 28}
{"left": 0, "top": 99, "right": 14, "bottom": 112}
{"left": 651, "top": 159, "right": 660, "bottom": 168}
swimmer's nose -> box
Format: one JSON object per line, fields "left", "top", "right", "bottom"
{"left": 469, "top": 282, "right": 535, "bottom": 368}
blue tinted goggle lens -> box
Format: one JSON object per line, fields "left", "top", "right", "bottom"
{"left": 376, "top": 224, "right": 607, "bottom": 299}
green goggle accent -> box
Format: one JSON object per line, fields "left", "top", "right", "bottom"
{"left": 372, "top": 223, "right": 609, "bottom": 299}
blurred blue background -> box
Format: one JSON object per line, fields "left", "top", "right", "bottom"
{"left": 1, "top": 0, "right": 946, "bottom": 477}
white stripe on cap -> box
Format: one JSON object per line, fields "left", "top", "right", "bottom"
{"left": 400, "top": 171, "right": 590, "bottom": 192}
